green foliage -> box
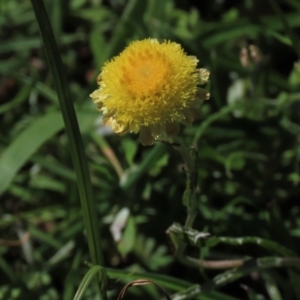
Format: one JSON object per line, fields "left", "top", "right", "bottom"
{"left": 1, "top": 0, "right": 300, "bottom": 299}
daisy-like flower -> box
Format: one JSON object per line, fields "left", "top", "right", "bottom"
{"left": 91, "top": 39, "right": 209, "bottom": 145}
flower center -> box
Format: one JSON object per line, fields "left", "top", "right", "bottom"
{"left": 121, "top": 52, "right": 170, "bottom": 98}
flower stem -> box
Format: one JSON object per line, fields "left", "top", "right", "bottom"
{"left": 171, "top": 136, "right": 198, "bottom": 228}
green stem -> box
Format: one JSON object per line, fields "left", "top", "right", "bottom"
{"left": 171, "top": 137, "right": 194, "bottom": 174}
{"left": 170, "top": 136, "right": 199, "bottom": 266}
{"left": 171, "top": 136, "right": 197, "bottom": 227}
{"left": 185, "top": 204, "right": 197, "bottom": 228}
{"left": 30, "top": 1, "right": 107, "bottom": 299}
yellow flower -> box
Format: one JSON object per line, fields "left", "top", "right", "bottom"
{"left": 91, "top": 38, "right": 209, "bottom": 145}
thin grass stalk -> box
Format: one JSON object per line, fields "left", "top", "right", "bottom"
{"left": 30, "top": 1, "right": 107, "bottom": 298}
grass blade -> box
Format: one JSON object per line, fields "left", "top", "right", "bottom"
{"left": 74, "top": 266, "right": 105, "bottom": 300}
{"left": 30, "top": 0, "right": 107, "bottom": 298}
{"left": 268, "top": 0, "right": 300, "bottom": 58}
{"left": 106, "top": 268, "right": 240, "bottom": 300}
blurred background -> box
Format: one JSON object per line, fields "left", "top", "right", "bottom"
{"left": 1, "top": 0, "right": 300, "bottom": 299}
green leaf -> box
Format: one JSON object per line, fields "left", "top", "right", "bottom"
{"left": 261, "top": 272, "right": 282, "bottom": 300}
{"left": 0, "top": 112, "right": 63, "bottom": 196}
{"left": 117, "top": 216, "right": 137, "bottom": 256}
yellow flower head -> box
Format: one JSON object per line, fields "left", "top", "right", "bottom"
{"left": 91, "top": 39, "right": 209, "bottom": 145}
